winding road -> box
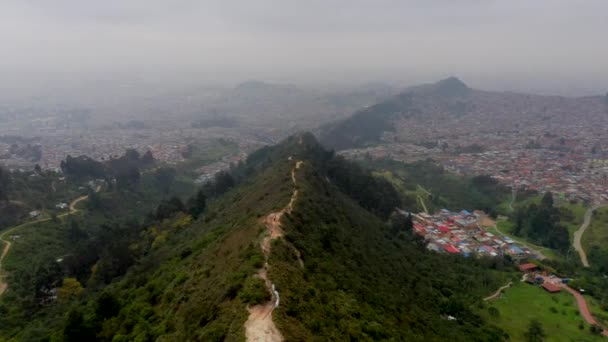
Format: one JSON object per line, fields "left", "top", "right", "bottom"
{"left": 493, "top": 221, "right": 547, "bottom": 260}
{"left": 0, "top": 187, "right": 99, "bottom": 296}
{"left": 573, "top": 204, "right": 605, "bottom": 268}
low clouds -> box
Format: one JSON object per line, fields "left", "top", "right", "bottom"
{"left": 0, "top": 1, "right": 607, "bottom": 93}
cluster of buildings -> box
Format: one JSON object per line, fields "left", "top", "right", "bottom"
{"left": 0, "top": 124, "right": 265, "bottom": 173}
{"left": 194, "top": 152, "right": 248, "bottom": 184}
{"left": 342, "top": 128, "right": 608, "bottom": 204}
{"left": 441, "top": 149, "right": 608, "bottom": 204}
{"left": 518, "top": 263, "right": 572, "bottom": 294}
{"left": 413, "top": 209, "right": 539, "bottom": 259}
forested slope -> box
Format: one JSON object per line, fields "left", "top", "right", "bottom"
{"left": 2, "top": 133, "right": 515, "bottom": 341}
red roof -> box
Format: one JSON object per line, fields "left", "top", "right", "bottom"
{"left": 439, "top": 226, "right": 450, "bottom": 233}
{"left": 444, "top": 245, "right": 459, "bottom": 254}
{"left": 414, "top": 227, "right": 426, "bottom": 236}
{"left": 542, "top": 283, "right": 561, "bottom": 293}
{"left": 518, "top": 263, "right": 539, "bottom": 272}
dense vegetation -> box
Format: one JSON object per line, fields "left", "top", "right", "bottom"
{"left": 320, "top": 77, "right": 472, "bottom": 150}
{"left": 0, "top": 165, "right": 81, "bottom": 229}
{"left": 0, "top": 133, "right": 517, "bottom": 341}
{"left": 363, "top": 158, "right": 509, "bottom": 215}
{"left": 270, "top": 154, "right": 514, "bottom": 341}
{"left": 319, "top": 98, "right": 406, "bottom": 150}
{"left": 511, "top": 192, "right": 570, "bottom": 253}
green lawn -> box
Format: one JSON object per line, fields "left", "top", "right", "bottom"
{"left": 483, "top": 283, "right": 603, "bottom": 341}
{"left": 560, "top": 202, "right": 588, "bottom": 238}
{"left": 496, "top": 197, "right": 513, "bottom": 216}
{"left": 486, "top": 220, "right": 562, "bottom": 261}
{"left": 582, "top": 207, "right": 608, "bottom": 253}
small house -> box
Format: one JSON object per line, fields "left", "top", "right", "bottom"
{"left": 518, "top": 263, "right": 539, "bottom": 273}
{"left": 542, "top": 283, "right": 561, "bottom": 293}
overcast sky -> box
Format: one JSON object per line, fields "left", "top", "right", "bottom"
{"left": 1, "top": 0, "right": 607, "bottom": 95}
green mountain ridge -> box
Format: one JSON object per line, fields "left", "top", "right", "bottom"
{"left": 319, "top": 77, "right": 607, "bottom": 151}
{"left": 319, "top": 77, "right": 471, "bottom": 150}
{"left": 3, "top": 133, "right": 514, "bottom": 341}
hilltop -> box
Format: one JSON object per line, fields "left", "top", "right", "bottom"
{"left": 1, "top": 133, "right": 515, "bottom": 341}
{"left": 320, "top": 77, "right": 607, "bottom": 150}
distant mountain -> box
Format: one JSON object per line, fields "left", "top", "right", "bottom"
{"left": 320, "top": 77, "right": 606, "bottom": 150}
{"left": 9, "top": 133, "right": 513, "bottom": 341}
{"left": 200, "top": 81, "right": 397, "bottom": 135}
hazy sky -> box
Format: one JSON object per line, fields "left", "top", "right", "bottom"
{"left": 1, "top": 0, "right": 607, "bottom": 94}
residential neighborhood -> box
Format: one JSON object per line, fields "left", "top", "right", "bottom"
{"left": 412, "top": 209, "right": 541, "bottom": 260}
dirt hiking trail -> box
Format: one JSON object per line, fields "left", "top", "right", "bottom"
{"left": 245, "top": 160, "right": 304, "bottom": 342}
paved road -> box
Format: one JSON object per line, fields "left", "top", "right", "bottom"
{"left": 573, "top": 204, "right": 605, "bottom": 268}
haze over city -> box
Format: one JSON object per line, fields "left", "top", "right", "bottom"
{"left": 2, "top": 2, "right": 608, "bottom": 341}
{"left": 1, "top": 0, "right": 608, "bottom": 96}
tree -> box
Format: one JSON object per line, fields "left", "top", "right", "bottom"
{"left": 141, "top": 150, "right": 155, "bottom": 166}
{"left": 590, "top": 324, "right": 603, "bottom": 335}
{"left": 112, "top": 161, "right": 140, "bottom": 191}
{"left": 188, "top": 189, "right": 207, "bottom": 219}
{"left": 541, "top": 191, "right": 553, "bottom": 209}
{"left": 95, "top": 292, "right": 121, "bottom": 320}
{"left": 58, "top": 278, "right": 84, "bottom": 302}
{"left": 155, "top": 197, "right": 186, "bottom": 220}
{"left": 0, "top": 166, "right": 10, "bottom": 201}
{"left": 124, "top": 148, "right": 140, "bottom": 162}
{"left": 213, "top": 171, "right": 235, "bottom": 195}
{"left": 67, "top": 221, "right": 88, "bottom": 242}
{"left": 62, "top": 309, "right": 95, "bottom": 341}
{"left": 524, "top": 319, "right": 545, "bottom": 342}
{"left": 487, "top": 306, "right": 500, "bottom": 318}
{"left": 154, "top": 167, "right": 176, "bottom": 195}
{"left": 60, "top": 155, "right": 106, "bottom": 179}
{"left": 390, "top": 212, "right": 413, "bottom": 237}
{"left": 86, "top": 187, "right": 103, "bottom": 210}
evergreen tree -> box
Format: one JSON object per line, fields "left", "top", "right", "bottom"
{"left": 188, "top": 190, "right": 207, "bottom": 219}
{"left": 62, "top": 310, "right": 95, "bottom": 341}
{"left": 541, "top": 191, "right": 553, "bottom": 209}
{"left": 524, "top": 319, "right": 545, "bottom": 342}
{"left": 154, "top": 167, "right": 176, "bottom": 195}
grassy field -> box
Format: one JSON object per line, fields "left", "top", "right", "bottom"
{"left": 485, "top": 220, "right": 562, "bottom": 261}
{"left": 560, "top": 202, "right": 588, "bottom": 238}
{"left": 483, "top": 283, "right": 603, "bottom": 341}
{"left": 582, "top": 206, "right": 608, "bottom": 255}
{"left": 178, "top": 138, "right": 240, "bottom": 173}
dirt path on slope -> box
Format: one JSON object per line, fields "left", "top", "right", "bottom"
{"left": 483, "top": 282, "right": 513, "bottom": 301}
{"left": 245, "top": 161, "right": 304, "bottom": 342}
{"left": 493, "top": 222, "right": 547, "bottom": 260}
{"left": 560, "top": 284, "right": 608, "bottom": 336}
{"left": 508, "top": 188, "right": 516, "bottom": 212}
{"left": 573, "top": 204, "right": 605, "bottom": 268}
{"left": 0, "top": 186, "right": 100, "bottom": 296}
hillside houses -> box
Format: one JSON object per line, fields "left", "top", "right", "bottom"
{"left": 413, "top": 209, "right": 538, "bottom": 259}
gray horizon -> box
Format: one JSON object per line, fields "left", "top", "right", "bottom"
{"left": 1, "top": 0, "right": 607, "bottom": 96}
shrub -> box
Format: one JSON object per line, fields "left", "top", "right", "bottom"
{"left": 239, "top": 277, "right": 270, "bottom": 305}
